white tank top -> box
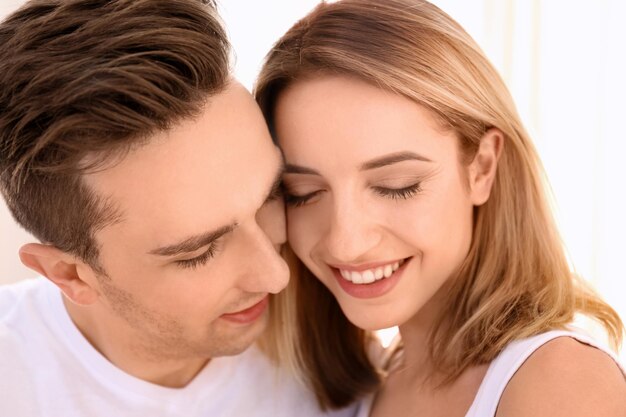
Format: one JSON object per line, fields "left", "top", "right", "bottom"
{"left": 357, "top": 329, "right": 625, "bottom": 417}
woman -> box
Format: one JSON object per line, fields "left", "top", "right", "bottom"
{"left": 256, "top": 0, "right": 626, "bottom": 416}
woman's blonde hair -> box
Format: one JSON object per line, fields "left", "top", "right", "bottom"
{"left": 255, "top": 0, "right": 624, "bottom": 409}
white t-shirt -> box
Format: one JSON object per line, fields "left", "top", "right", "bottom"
{"left": 356, "top": 329, "right": 625, "bottom": 417}
{"left": 0, "top": 278, "right": 358, "bottom": 417}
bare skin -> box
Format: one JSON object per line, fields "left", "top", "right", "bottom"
{"left": 497, "top": 337, "right": 626, "bottom": 417}
{"left": 371, "top": 360, "right": 488, "bottom": 417}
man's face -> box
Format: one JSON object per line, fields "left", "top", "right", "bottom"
{"left": 82, "top": 81, "right": 288, "bottom": 361}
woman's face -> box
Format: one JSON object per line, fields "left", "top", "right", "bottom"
{"left": 274, "top": 75, "right": 498, "bottom": 330}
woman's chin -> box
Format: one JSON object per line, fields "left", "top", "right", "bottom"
{"left": 339, "top": 303, "right": 403, "bottom": 331}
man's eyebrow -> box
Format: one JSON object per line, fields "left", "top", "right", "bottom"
{"left": 360, "top": 151, "right": 432, "bottom": 171}
{"left": 148, "top": 224, "right": 237, "bottom": 256}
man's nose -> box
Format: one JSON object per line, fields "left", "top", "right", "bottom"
{"left": 256, "top": 199, "right": 286, "bottom": 250}
{"left": 237, "top": 210, "right": 289, "bottom": 294}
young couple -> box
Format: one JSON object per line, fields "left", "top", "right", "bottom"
{"left": 0, "top": 0, "right": 624, "bottom": 416}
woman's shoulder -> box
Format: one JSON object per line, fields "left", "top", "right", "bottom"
{"left": 496, "top": 333, "right": 626, "bottom": 417}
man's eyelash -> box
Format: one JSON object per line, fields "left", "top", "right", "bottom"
{"left": 372, "top": 183, "right": 422, "bottom": 200}
{"left": 175, "top": 242, "right": 220, "bottom": 270}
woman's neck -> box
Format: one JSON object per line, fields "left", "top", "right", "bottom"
{"left": 396, "top": 282, "right": 451, "bottom": 382}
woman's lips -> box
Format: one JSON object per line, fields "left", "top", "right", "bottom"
{"left": 220, "top": 295, "right": 269, "bottom": 324}
{"left": 331, "top": 257, "right": 410, "bottom": 299}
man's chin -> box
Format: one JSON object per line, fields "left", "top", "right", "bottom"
{"left": 206, "top": 313, "right": 268, "bottom": 357}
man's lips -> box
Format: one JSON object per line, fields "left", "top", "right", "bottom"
{"left": 219, "top": 296, "right": 269, "bottom": 324}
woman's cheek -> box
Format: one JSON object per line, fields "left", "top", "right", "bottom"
{"left": 287, "top": 206, "right": 327, "bottom": 259}
{"left": 287, "top": 209, "right": 312, "bottom": 250}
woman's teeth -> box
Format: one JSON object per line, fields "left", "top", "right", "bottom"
{"left": 338, "top": 259, "right": 405, "bottom": 284}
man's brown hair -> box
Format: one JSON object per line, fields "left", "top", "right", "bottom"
{"left": 0, "top": 0, "right": 230, "bottom": 268}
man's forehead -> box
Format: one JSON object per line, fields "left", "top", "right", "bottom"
{"left": 84, "top": 82, "right": 281, "bottom": 247}
{"left": 91, "top": 156, "right": 282, "bottom": 256}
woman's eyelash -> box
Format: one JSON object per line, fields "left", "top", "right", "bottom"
{"left": 372, "top": 183, "right": 422, "bottom": 199}
{"left": 284, "top": 183, "right": 421, "bottom": 206}
{"left": 284, "top": 190, "right": 321, "bottom": 207}
{"left": 175, "top": 242, "right": 220, "bottom": 270}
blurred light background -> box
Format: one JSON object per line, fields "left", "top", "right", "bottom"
{"left": 1, "top": 0, "right": 624, "bottom": 361}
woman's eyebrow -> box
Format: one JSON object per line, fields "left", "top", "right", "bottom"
{"left": 360, "top": 151, "right": 432, "bottom": 171}
{"left": 284, "top": 164, "right": 320, "bottom": 175}
{"left": 284, "top": 151, "right": 432, "bottom": 176}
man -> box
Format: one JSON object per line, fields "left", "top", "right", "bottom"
{"left": 0, "top": 1, "right": 356, "bottom": 416}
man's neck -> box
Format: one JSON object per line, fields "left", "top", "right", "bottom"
{"left": 62, "top": 297, "right": 209, "bottom": 388}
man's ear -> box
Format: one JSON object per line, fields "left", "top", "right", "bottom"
{"left": 19, "top": 243, "right": 99, "bottom": 305}
{"left": 468, "top": 128, "right": 504, "bottom": 205}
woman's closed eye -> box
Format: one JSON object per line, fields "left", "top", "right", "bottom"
{"left": 283, "top": 189, "right": 324, "bottom": 208}
{"left": 283, "top": 181, "right": 423, "bottom": 207}
{"left": 371, "top": 182, "right": 422, "bottom": 200}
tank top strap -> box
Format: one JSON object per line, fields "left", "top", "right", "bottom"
{"left": 465, "top": 329, "right": 625, "bottom": 417}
